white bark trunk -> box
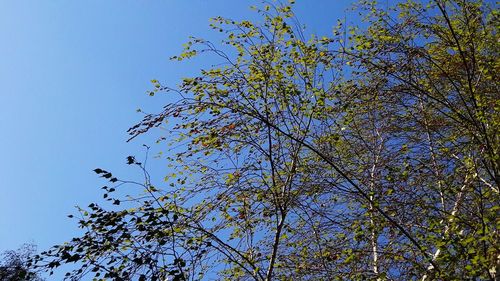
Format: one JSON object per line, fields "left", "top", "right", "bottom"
{"left": 421, "top": 175, "right": 469, "bottom": 281}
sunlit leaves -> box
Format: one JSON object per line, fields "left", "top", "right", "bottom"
{"left": 36, "top": 1, "right": 500, "bottom": 280}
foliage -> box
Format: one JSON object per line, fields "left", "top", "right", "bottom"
{"left": 0, "top": 244, "right": 43, "bottom": 281}
{"left": 35, "top": 0, "right": 499, "bottom": 280}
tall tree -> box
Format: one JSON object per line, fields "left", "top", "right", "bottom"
{"left": 36, "top": 0, "right": 498, "bottom": 280}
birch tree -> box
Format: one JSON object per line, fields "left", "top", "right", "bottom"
{"left": 35, "top": 1, "right": 498, "bottom": 280}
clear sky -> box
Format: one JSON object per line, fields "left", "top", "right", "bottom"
{"left": 0, "top": 0, "right": 352, "bottom": 278}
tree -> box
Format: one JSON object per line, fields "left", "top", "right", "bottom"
{"left": 341, "top": 1, "right": 499, "bottom": 279}
{"left": 0, "top": 244, "right": 43, "bottom": 281}
{"left": 35, "top": 0, "right": 498, "bottom": 280}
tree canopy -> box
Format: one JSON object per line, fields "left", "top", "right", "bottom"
{"left": 34, "top": 0, "right": 499, "bottom": 280}
{"left": 1, "top": 244, "right": 43, "bottom": 281}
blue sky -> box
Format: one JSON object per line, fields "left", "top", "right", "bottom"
{"left": 0, "top": 0, "right": 352, "bottom": 277}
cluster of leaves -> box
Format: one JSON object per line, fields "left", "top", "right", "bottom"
{"left": 1, "top": 244, "right": 43, "bottom": 281}
{"left": 36, "top": 0, "right": 498, "bottom": 280}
